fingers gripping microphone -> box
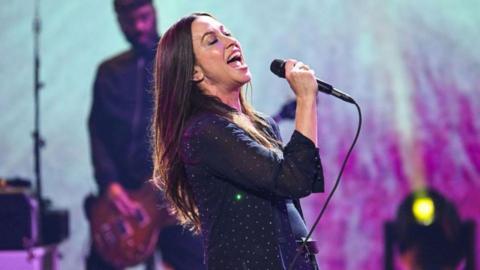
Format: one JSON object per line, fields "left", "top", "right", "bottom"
{"left": 270, "top": 59, "right": 355, "bottom": 104}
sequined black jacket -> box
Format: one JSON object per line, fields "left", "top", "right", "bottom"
{"left": 181, "top": 112, "right": 324, "bottom": 270}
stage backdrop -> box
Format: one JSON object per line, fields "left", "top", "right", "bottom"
{"left": 1, "top": 0, "right": 479, "bottom": 269}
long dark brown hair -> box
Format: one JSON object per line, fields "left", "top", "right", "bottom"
{"left": 152, "top": 13, "right": 279, "bottom": 232}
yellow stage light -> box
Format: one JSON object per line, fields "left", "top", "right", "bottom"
{"left": 412, "top": 195, "right": 435, "bottom": 226}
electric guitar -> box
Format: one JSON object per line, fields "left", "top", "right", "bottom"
{"left": 86, "top": 182, "right": 175, "bottom": 268}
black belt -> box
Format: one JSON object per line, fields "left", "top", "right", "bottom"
{"left": 278, "top": 238, "right": 319, "bottom": 270}
{"left": 277, "top": 237, "right": 318, "bottom": 255}
{"left": 296, "top": 238, "right": 319, "bottom": 255}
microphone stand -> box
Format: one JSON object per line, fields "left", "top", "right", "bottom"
{"left": 29, "top": 3, "right": 70, "bottom": 249}
{"left": 31, "top": 1, "right": 70, "bottom": 250}
{"left": 32, "top": 0, "right": 46, "bottom": 213}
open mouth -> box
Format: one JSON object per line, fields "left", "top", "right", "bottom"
{"left": 226, "top": 50, "right": 245, "bottom": 67}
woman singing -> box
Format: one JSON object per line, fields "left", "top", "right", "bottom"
{"left": 152, "top": 13, "right": 324, "bottom": 270}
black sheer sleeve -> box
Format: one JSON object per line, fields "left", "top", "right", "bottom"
{"left": 182, "top": 114, "right": 324, "bottom": 199}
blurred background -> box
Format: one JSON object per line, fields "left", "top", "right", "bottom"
{"left": 0, "top": 0, "right": 479, "bottom": 269}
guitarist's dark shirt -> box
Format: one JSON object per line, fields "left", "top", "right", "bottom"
{"left": 181, "top": 112, "right": 324, "bottom": 270}
{"left": 88, "top": 48, "right": 154, "bottom": 192}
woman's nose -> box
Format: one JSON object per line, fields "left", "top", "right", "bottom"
{"left": 222, "top": 35, "right": 238, "bottom": 49}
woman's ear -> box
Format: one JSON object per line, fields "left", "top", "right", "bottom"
{"left": 192, "top": 65, "right": 204, "bottom": 83}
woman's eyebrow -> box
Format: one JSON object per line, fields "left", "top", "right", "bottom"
{"left": 201, "top": 31, "right": 215, "bottom": 42}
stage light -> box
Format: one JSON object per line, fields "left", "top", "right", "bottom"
{"left": 384, "top": 188, "right": 474, "bottom": 270}
{"left": 412, "top": 194, "right": 435, "bottom": 226}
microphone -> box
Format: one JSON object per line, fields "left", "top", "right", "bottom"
{"left": 270, "top": 59, "right": 355, "bottom": 104}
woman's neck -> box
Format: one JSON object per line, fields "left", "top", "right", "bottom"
{"left": 205, "top": 85, "right": 243, "bottom": 112}
{"left": 219, "top": 92, "right": 242, "bottom": 112}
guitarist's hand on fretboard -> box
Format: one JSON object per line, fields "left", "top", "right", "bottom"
{"left": 87, "top": 182, "right": 173, "bottom": 267}
{"left": 107, "top": 182, "right": 142, "bottom": 217}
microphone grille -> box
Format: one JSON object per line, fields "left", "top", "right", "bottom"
{"left": 270, "top": 59, "right": 286, "bottom": 78}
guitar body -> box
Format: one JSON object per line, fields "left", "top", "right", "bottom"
{"left": 87, "top": 183, "right": 174, "bottom": 268}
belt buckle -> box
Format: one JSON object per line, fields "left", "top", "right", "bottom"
{"left": 296, "top": 238, "right": 319, "bottom": 255}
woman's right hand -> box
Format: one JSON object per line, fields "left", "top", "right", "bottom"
{"left": 284, "top": 59, "right": 319, "bottom": 146}
{"left": 284, "top": 59, "right": 318, "bottom": 101}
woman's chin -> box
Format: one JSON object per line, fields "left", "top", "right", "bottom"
{"left": 239, "top": 70, "right": 252, "bottom": 84}
{"left": 236, "top": 76, "right": 251, "bottom": 87}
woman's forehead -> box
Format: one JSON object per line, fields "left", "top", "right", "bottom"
{"left": 192, "top": 16, "right": 223, "bottom": 35}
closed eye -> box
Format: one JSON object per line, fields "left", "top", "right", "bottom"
{"left": 204, "top": 27, "right": 232, "bottom": 46}
{"left": 207, "top": 37, "right": 218, "bottom": 45}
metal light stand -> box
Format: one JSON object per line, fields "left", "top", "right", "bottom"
{"left": 32, "top": 0, "right": 45, "bottom": 202}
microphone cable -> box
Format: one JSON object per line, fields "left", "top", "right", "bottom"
{"left": 288, "top": 100, "right": 362, "bottom": 270}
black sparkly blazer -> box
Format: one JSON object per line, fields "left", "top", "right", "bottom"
{"left": 181, "top": 112, "right": 324, "bottom": 270}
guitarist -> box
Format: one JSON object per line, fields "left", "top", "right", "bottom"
{"left": 86, "top": 0, "right": 205, "bottom": 269}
